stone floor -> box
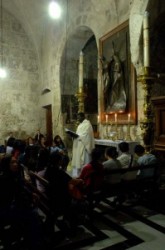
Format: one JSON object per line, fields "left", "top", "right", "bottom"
{"left": 51, "top": 186, "right": 165, "bottom": 250}
{"left": 62, "top": 161, "right": 165, "bottom": 250}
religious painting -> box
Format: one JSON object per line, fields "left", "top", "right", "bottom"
{"left": 99, "top": 20, "right": 137, "bottom": 124}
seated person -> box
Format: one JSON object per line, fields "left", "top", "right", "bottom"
{"left": 78, "top": 148, "right": 104, "bottom": 194}
{"left": 34, "top": 129, "right": 44, "bottom": 145}
{"left": 0, "top": 155, "right": 45, "bottom": 250}
{"left": 50, "top": 140, "right": 63, "bottom": 153}
{"left": 24, "top": 136, "right": 40, "bottom": 171}
{"left": 134, "top": 144, "right": 157, "bottom": 179}
{"left": 6, "top": 137, "right": 16, "bottom": 155}
{"left": 117, "top": 142, "right": 136, "bottom": 168}
{"left": 53, "top": 135, "right": 70, "bottom": 171}
{"left": 103, "top": 146, "right": 122, "bottom": 185}
{"left": 45, "top": 152, "right": 72, "bottom": 217}
{"left": 53, "top": 135, "right": 68, "bottom": 154}
{"left": 45, "top": 152, "right": 79, "bottom": 235}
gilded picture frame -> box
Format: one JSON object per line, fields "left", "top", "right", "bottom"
{"left": 99, "top": 20, "right": 137, "bottom": 124}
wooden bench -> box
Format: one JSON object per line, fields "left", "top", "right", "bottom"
{"left": 101, "top": 164, "right": 159, "bottom": 205}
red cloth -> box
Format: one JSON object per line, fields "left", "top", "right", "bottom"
{"left": 79, "top": 162, "right": 104, "bottom": 192}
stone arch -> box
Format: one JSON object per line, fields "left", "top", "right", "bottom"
{"left": 59, "top": 25, "right": 98, "bottom": 122}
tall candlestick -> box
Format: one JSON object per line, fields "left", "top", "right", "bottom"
{"left": 143, "top": 11, "right": 150, "bottom": 67}
{"left": 79, "top": 51, "right": 84, "bottom": 90}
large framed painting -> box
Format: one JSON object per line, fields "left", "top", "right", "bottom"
{"left": 99, "top": 20, "right": 137, "bottom": 124}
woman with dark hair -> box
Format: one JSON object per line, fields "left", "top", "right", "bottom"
{"left": 6, "top": 137, "right": 16, "bottom": 154}
{"left": 53, "top": 135, "right": 67, "bottom": 152}
{"left": 78, "top": 147, "right": 104, "bottom": 194}
{"left": 52, "top": 135, "right": 70, "bottom": 171}
{"left": 0, "top": 155, "right": 45, "bottom": 250}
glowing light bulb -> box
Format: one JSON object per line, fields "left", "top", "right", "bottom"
{"left": 0, "top": 68, "right": 7, "bottom": 78}
{"left": 48, "top": 1, "right": 61, "bottom": 19}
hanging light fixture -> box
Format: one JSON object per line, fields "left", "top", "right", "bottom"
{"left": 0, "top": 0, "right": 7, "bottom": 78}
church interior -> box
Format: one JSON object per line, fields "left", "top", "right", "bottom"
{"left": 0, "top": 0, "right": 165, "bottom": 249}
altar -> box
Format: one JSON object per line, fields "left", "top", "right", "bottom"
{"left": 94, "top": 139, "right": 139, "bottom": 155}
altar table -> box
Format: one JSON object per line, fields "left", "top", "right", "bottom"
{"left": 94, "top": 139, "right": 139, "bottom": 155}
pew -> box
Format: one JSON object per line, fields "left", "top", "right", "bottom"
{"left": 102, "top": 164, "right": 159, "bottom": 205}
{"left": 25, "top": 164, "right": 159, "bottom": 228}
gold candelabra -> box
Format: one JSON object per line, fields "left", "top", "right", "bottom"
{"left": 137, "top": 66, "right": 156, "bottom": 152}
{"left": 125, "top": 123, "right": 132, "bottom": 141}
{"left": 75, "top": 87, "right": 86, "bottom": 113}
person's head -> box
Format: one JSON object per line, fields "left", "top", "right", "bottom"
{"left": 54, "top": 135, "right": 62, "bottom": 144}
{"left": 27, "top": 136, "right": 34, "bottom": 145}
{"left": 49, "top": 152, "right": 63, "bottom": 169}
{"left": 0, "top": 155, "right": 19, "bottom": 173}
{"left": 7, "top": 137, "right": 16, "bottom": 147}
{"left": 13, "top": 139, "right": 26, "bottom": 154}
{"left": 39, "top": 136, "right": 45, "bottom": 145}
{"left": 105, "top": 146, "right": 118, "bottom": 159}
{"left": 91, "top": 148, "right": 103, "bottom": 163}
{"left": 134, "top": 144, "right": 145, "bottom": 156}
{"left": 77, "top": 112, "right": 85, "bottom": 123}
{"left": 119, "top": 142, "right": 129, "bottom": 153}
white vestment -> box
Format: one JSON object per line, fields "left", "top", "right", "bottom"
{"left": 71, "top": 119, "right": 95, "bottom": 177}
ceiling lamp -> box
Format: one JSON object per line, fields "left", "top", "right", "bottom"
{"left": 0, "top": 0, "right": 7, "bottom": 78}
{"left": 48, "top": 1, "right": 62, "bottom": 19}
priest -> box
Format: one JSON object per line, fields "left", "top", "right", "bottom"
{"left": 70, "top": 112, "right": 95, "bottom": 177}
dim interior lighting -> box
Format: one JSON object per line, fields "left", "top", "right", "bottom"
{"left": 48, "top": 1, "right": 61, "bottom": 19}
{"left": 0, "top": 0, "right": 7, "bottom": 78}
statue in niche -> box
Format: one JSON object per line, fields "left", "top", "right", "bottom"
{"left": 101, "top": 44, "right": 127, "bottom": 113}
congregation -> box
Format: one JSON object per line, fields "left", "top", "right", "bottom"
{"left": 0, "top": 130, "right": 161, "bottom": 250}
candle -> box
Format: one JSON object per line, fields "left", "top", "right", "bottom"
{"left": 97, "top": 115, "right": 100, "bottom": 124}
{"left": 105, "top": 114, "right": 108, "bottom": 124}
{"left": 79, "top": 51, "right": 84, "bottom": 90}
{"left": 143, "top": 11, "right": 150, "bottom": 67}
{"left": 114, "top": 113, "right": 117, "bottom": 123}
{"left": 128, "top": 113, "right": 131, "bottom": 123}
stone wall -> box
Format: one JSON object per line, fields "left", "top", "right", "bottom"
{"left": 0, "top": 9, "right": 40, "bottom": 144}
{"left": 1, "top": 0, "right": 165, "bottom": 147}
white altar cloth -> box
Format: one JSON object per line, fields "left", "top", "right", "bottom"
{"left": 94, "top": 139, "right": 139, "bottom": 155}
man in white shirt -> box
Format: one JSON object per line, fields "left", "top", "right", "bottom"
{"left": 71, "top": 113, "right": 95, "bottom": 177}
{"left": 117, "top": 142, "right": 134, "bottom": 168}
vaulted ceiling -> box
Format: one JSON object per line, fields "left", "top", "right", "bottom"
{"left": 3, "top": 0, "right": 49, "bottom": 54}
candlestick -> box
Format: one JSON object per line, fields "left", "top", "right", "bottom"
{"left": 105, "top": 114, "right": 108, "bottom": 124}
{"left": 79, "top": 51, "right": 84, "bottom": 90}
{"left": 143, "top": 11, "right": 150, "bottom": 67}
{"left": 97, "top": 115, "right": 100, "bottom": 124}
{"left": 128, "top": 113, "right": 131, "bottom": 123}
{"left": 114, "top": 113, "right": 117, "bottom": 123}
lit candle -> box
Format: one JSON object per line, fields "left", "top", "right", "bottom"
{"left": 105, "top": 114, "right": 108, "bottom": 124}
{"left": 114, "top": 113, "right": 117, "bottom": 123}
{"left": 79, "top": 51, "right": 84, "bottom": 90}
{"left": 97, "top": 115, "right": 100, "bottom": 124}
{"left": 128, "top": 113, "right": 131, "bottom": 123}
{"left": 143, "top": 11, "right": 150, "bottom": 67}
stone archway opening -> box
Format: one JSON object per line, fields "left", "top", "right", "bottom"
{"left": 60, "top": 25, "right": 98, "bottom": 126}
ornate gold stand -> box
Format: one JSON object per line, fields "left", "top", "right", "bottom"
{"left": 137, "top": 67, "right": 156, "bottom": 152}
{"left": 75, "top": 87, "right": 86, "bottom": 113}
{"left": 125, "top": 123, "right": 132, "bottom": 141}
